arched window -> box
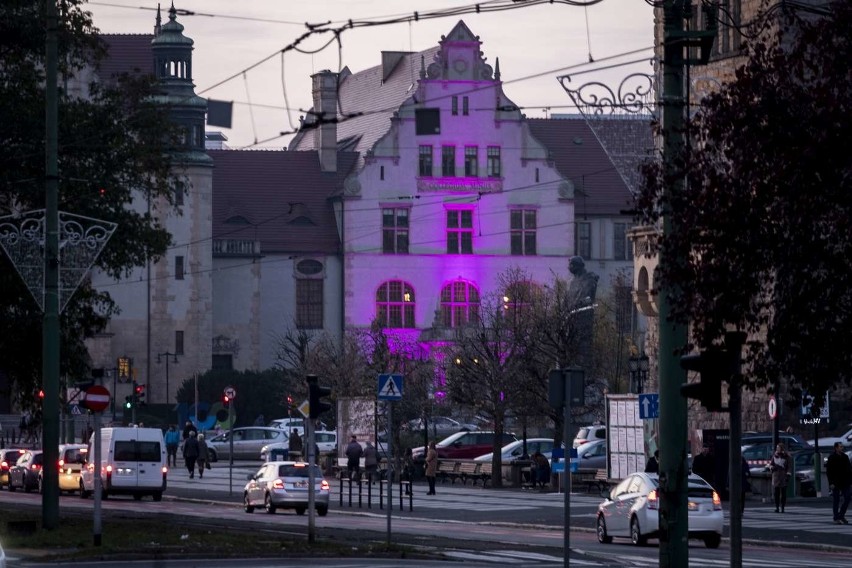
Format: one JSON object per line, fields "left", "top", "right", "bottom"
{"left": 440, "top": 281, "right": 480, "bottom": 327}
{"left": 376, "top": 281, "right": 415, "bottom": 328}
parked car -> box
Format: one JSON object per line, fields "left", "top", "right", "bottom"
{"left": 38, "top": 444, "right": 87, "bottom": 494}
{"left": 8, "top": 450, "right": 43, "bottom": 493}
{"left": 406, "top": 416, "right": 476, "bottom": 437}
{"left": 243, "top": 461, "right": 330, "bottom": 516}
{"left": 596, "top": 472, "right": 722, "bottom": 548}
{"left": 807, "top": 424, "right": 852, "bottom": 449}
{"left": 573, "top": 425, "right": 606, "bottom": 448}
{"left": 473, "top": 438, "right": 556, "bottom": 463}
{"left": 0, "top": 449, "right": 26, "bottom": 490}
{"left": 260, "top": 430, "right": 337, "bottom": 461}
{"left": 412, "top": 431, "right": 517, "bottom": 461}
{"left": 207, "top": 427, "right": 289, "bottom": 461}
{"left": 575, "top": 440, "right": 608, "bottom": 471}
{"left": 268, "top": 418, "right": 328, "bottom": 432}
{"left": 742, "top": 432, "right": 811, "bottom": 450}
{"left": 743, "top": 440, "right": 811, "bottom": 473}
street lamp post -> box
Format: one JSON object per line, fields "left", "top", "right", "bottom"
{"left": 628, "top": 354, "right": 650, "bottom": 394}
{"left": 157, "top": 352, "right": 179, "bottom": 404}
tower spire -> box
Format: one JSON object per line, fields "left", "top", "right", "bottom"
{"left": 154, "top": 4, "right": 162, "bottom": 36}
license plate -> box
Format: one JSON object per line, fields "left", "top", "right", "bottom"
{"left": 294, "top": 480, "right": 308, "bottom": 488}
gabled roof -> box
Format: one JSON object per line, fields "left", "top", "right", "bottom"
{"left": 209, "top": 150, "right": 359, "bottom": 254}
{"left": 289, "top": 46, "right": 441, "bottom": 160}
{"left": 527, "top": 116, "right": 652, "bottom": 217}
{"left": 96, "top": 34, "right": 154, "bottom": 80}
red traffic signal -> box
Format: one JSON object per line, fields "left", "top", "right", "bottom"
{"left": 223, "top": 394, "right": 231, "bottom": 408}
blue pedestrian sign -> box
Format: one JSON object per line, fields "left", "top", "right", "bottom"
{"left": 378, "top": 374, "right": 403, "bottom": 400}
{"left": 638, "top": 393, "right": 660, "bottom": 420}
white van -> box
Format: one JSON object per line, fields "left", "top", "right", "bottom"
{"left": 80, "top": 427, "right": 167, "bottom": 501}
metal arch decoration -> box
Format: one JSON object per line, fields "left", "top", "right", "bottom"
{"left": 558, "top": 72, "right": 656, "bottom": 116}
{"left": 0, "top": 209, "right": 117, "bottom": 313}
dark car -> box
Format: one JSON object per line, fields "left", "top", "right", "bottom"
{"left": 741, "top": 432, "right": 811, "bottom": 450}
{"left": 0, "top": 449, "right": 26, "bottom": 489}
{"left": 742, "top": 440, "right": 811, "bottom": 473}
{"left": 8, "top": 450, "right": 43, "bottom": 493}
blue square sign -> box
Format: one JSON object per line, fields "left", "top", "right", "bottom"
{"left": 638, "top": 393, "right": 659, "bottom": 420}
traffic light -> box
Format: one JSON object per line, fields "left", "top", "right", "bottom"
{"left": 124, "top": 395, "right": 133, "bottom": 409}
{"left": 306, "top": 374, "right": 332, "bottom": 420}
{"left": 679, "top": 347, "right": 730, "bottom": 412}
{"left": 287, "top": 393, "right": 293, "bottom": 406}
{"left": 222, "top": 393, "right": 231, "bottom": 409}
{"left": 135, "top": 383, "right": 146, "bottom": 406}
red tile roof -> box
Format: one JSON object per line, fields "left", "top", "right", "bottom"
{"left": 527, "top": 116, "right": 652, "bottom": 217}
{"left": 209, "top": 150, "right": 358, "bottom": 254}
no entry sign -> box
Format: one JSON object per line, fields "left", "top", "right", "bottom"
{"left": 83, "top": 385, "right": 111, "bottom": 412}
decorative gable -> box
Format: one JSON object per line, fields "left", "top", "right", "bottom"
{"left": 426, "top": 20, "right": 494, "bottom": 82}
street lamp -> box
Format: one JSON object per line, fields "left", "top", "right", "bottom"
{"left": 157, "top": 351, "right": 179, "bottom": 404}
{"left": 628, "top": 354, "right": 650, "bottom": 394}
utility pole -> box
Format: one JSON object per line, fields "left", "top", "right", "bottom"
{"left": 42, "top": 0, "right": 61, "bottom": 530}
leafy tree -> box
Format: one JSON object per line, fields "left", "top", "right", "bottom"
{"left": 0, "top": 1, "right": 181, "bottom": 408}
{"left": 636, "top": 3, "right": 852, "bottom": 404}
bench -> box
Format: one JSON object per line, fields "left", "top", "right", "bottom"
{"left": 456, "top": 462, "right": 479, "bottom": 485}
{"left": 437, "top": 461, "right": 458, "bottom": 484}
{"left": 478, "top": 462, "right": 493, "bottom": 486}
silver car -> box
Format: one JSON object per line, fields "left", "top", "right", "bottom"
{"left": 243, "top": 461, "right": 330, "bottom": 516}
{"left": 207, "top": 427, "right": 288, "bottom": 461}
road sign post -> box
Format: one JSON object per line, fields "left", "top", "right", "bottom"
{"left": 377, "top": 373, "right": 403, "bottom": 546}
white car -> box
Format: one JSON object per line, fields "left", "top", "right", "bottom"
{"left": 596, "top": 472, "right": 723, "bottom": 548}
{"left": 573, "top": 424, "right": 606, "bottom": 448}
{"left": 807, "top": 424, "right": 852, "bottom": 449}
{"left": 473, "top": 438, "right": 556, "bottom": 462}
{"left": 260, "top": 431, "right": 338, "bottom": 460}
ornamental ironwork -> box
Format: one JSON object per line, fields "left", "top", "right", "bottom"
{"left": 558, "top": 72, "right": 656, "bottom": 117}
{"left": 0, "top": 209, "right": 117, "bottom": 313}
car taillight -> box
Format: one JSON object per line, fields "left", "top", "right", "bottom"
{"left": 273, "top": 479, "right": 284, "bottom": 489}
{"left": 647, "top": 489, "right": 659, "bottom": 510}
{"left": 59, "top": 459, "right": 65, "bottom": 468}
{"left": 162, "top": 466, "right": 169, "bottom": 474}
{"left": 321, "top": 480, "right": 330, "bottom": 491}
{"left": 106, "top": 465, "right": 113, "bottom": 473}
{"left": 712, "top": 491, "right": 722, "bottom": 510}
{"left": 32, "top": 464, "right": 41, "bottom": 471}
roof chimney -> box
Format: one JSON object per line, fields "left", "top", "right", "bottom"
{"left": 311, "top": 70, "right": 338, "bottom": 173}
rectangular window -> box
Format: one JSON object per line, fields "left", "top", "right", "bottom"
{"left": 446, "top": 210, "right": 473, "bottom": 254}
{"left": 175, "top": 330, "right": 185, "bottom": 356}
{"left": 382, "top": 208, "right": 409, "bottom": 254}
{"left": 614, "top": 222, "right": 633, "bottom": 260}
{"left": 462, "top": 96, "right": 469, "bottom": 116}
{"left": 442, "top": 145, "right": 456, "bottom": 177}
{"left": 451, "top": 96, "right": 459, "bottom": 116}
{"left": 296, "top": 279, "right": 324, "bottom": 329}
{"left": 576, "top": 222, "right": 591, "bottom": 259}
{"left": 415, "top": 108, "right": 441, "bottom": 135}
{"left": 418, "top": 145, "right": 433, "bottom": 177}
{"left": 175, "top": 256, "right": 184, "bottom": 280}
{"left": 464, "top": 146, "right": 478, "bottom": 177}
{"left": 487, "top": 146, "right": 501, "bottom": 178}
{"left": 510, "top": 209, "right": 537, "bottom": 255}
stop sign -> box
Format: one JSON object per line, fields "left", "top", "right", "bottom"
{"left": 83, "top": 385, "right": 111, "bottom": 412}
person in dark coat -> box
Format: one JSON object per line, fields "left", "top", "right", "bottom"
{"left": 182, "top": 430, "right": 200, "bottom": 479}
{"left": 770, "top": 443, "right": 791, "bottom": 513}
{"left": 691, "top": 444, "right": 715, "bottom": 487}
{"left": 345, "top": 435, "right": 363, "bottom": 480}
{"left": 826, "top": 442, "right": 852, "bottom": 524}
{"left": 644, "top": 450, "right": 660, "bottom": 473}
{"left": 740, "top": 456, "right": 751, "bottom": 514}
{"left": 182, "top": 420, "right": 197, "bottom": 440}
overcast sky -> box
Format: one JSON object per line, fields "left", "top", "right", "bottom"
{"left": 86, "top": 0, "right": 655, "bottom": 149}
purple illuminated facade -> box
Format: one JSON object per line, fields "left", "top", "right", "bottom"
{"left": 340, "top": 22, "right": 575, "bottom": 353}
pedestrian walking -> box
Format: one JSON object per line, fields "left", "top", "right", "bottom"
{"left": 289, "top": 429, "right": 303, "bottom": 460}
{"left": 740, "top": 456, "right": 751, "bottom": 515}
{"left": 425, "top": 441, "right": 438, "bottom": 495}
{"left": 182, "top": 420, "right": 197, "bottom": 440}
{"left": 826, "top": 442, "right": 852, "bottom": 524}
{"left": 345, "top": 435, "right": 363, "bottom": 480}
{"left": 196, "top": 433, "right": 209, "bottom": 478}
{"left": 402, "top": 447, "right": 414, "bottom": 495}
{"left": 691, "top": 443, "right": 715, "bottom": 487}
{"left": 644, "top": 450, "right": 660, "bottom": 473}
{"left": 164, "top": 425, "right": 180, "bottom": 468}
{"left": 363, "top": 441, "right": 379, "bottom": 484}
{"left": 533, "top": 452, "right": 551, "bottom": 489}
{"left": 770, "top": 443, "right": 791, "bottom": 513}
{"left": 183, "top": 430, "right": 200, "bottom": 478}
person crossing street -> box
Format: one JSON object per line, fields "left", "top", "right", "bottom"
{"left": 826, "top": 442, "right": 852, "bottom": 524}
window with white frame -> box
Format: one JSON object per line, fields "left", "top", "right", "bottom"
{"left": 446, "top": 209, "right": 473, "bottom": 254}
{"left": 462, "top": 96, "right": 469, "bottom": 116}
{"left": 575, "top": 222, "right": 591, "bottom": 259}
{"left": 613, "top": 222, "right": 633, "bottom": 260}
{"left": 451, "top": 96, "right": 459, "bottom": 115}
{"left": 442, "top": 145, "right": 456, "bottom": 177}
{"left": 382, "top": 208, "right": 409, "bottom": 254}
{"left": 418, "top": 145, "right": 433, "bottom": 177}
{"left": 486, "top": 146, "right": 501, "bottom": 178}
{"left": 376, "top": 280, "right": 415, "bottom": 328}
{"left": 296, "top": 279, "right": 323, "bottom": 329}
{"left": 510, "top": 209, "right": 537, "bottom": 255}
{"left": 464, "top": 146, "right": 478, "bottom": 177}
{"left": 440, "top": 281, "right": 480, "bottom": 327}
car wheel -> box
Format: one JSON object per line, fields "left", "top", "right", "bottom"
{"left": 596, "top": 514, "right": 613, "bottom": 544}
{"left": 264, "top": 493, "right": 276, "bottom": 514}
{"left": 295, "top": 507, "right": 306, "bottom": 516}
{"left": 244, "top": 493, "right": 254, "bottom": 513}
{"left": 153, "top": 492, "right": 162, "bottom": 502}
{"left": 630, "top": 516, "right": 647, "bottom": 546}
{"left": 24, "top": 479, "right": 33, "bottom": 493}
{"left": 317, "top": 506, "right": 328, "bottom": 517}
{"left": 8, "top": 480, "right": 16, "bottom": 492}
{"left": 704, "top": 533, "right": 721, "bottom": 549}
{"left": 208, "top": 449, "right": 218, "bottom": 463}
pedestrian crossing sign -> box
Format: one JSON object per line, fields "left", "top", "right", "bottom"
{"left": 378, "top": 374, "right": 403, "bottom": 400}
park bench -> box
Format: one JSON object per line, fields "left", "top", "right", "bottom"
{"left": 437, "top": 460, "right": 458, "bottom": 483}
{"left": 456, "top": 461, "right": 479, "bottom": 485}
